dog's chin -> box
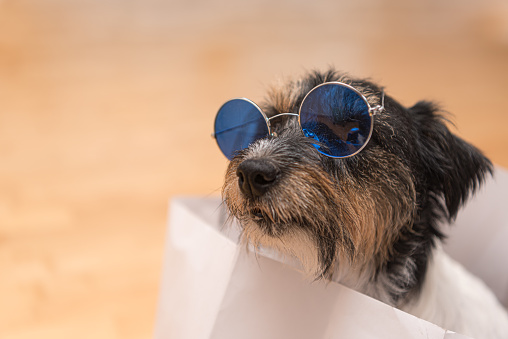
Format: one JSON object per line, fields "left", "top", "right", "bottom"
{"left": 239, "top": 215, "right": 322, "bottom": 277}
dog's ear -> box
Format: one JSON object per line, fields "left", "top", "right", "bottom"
{"left": 410, "top": 101, "right": 492, "bottom": 220}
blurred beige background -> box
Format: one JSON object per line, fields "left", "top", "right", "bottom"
{"left": 0, "top": 0, "right": 507, "bottom": 338}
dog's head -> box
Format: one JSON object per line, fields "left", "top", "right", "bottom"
{"left": 219, "top": 69, "right": 491, "bottom": 303}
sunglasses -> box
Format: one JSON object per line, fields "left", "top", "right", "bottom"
{"left": 213, "top": 82, "right": 385, "bottom": 160}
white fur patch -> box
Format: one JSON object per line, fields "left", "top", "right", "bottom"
{"left": 403, "top": 245, "right": 508, "bottom": 339}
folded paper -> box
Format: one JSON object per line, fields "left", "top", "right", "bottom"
{"left": 155, "top": 168, "right": 508, "bottom": 339}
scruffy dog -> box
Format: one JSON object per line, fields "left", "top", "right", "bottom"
{"left": 213, "top": 69, "right": 508, "bottom": 338}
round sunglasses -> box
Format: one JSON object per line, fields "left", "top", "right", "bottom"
{"left": 213, "top": 82, "right": 385, "bottom": 160}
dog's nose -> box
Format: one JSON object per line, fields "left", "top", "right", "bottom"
{"left": 236, "top": 159, "right": 280, "bottom": 198}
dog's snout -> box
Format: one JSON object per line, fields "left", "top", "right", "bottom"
{"left": 236, "top": 159, "right": 280, "bottom": 198}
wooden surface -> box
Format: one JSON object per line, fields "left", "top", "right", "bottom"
{"left": 0, "top": 0, "right": 507, "bottom": 338}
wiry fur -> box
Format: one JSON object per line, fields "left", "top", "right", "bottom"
{"left": 220, "top": 68, "right": 508, "bottom": 337}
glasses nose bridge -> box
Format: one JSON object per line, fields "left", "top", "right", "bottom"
{"left": 266, "top": 112, "right": 299, "bottom": 136}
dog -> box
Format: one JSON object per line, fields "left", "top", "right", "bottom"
{"left": 214, "top": 68, "right": 508, "bottom": 338}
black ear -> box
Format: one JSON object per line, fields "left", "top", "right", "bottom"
{"left": 410, "top": 101, "right": 493, "bottom": 220}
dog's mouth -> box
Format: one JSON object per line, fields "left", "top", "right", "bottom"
{"left": 246, "top": 207, "right": 280, "bottom": 236}
{"left": 244, "top": 206, "right": 303, "bottom": 237}
{"left": 251, "top": 207, "right": 268, "bottom": 220}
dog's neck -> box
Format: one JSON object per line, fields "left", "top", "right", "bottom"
{"left": 332, "top": 208, "right": 444, "bottom": 307}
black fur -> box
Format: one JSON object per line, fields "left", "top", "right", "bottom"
{"left": 386, "top": 100, "right": 493, "bottom": 302}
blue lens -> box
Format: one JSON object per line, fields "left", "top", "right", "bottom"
{"left": 299, "top": 83, "right": 372, "bottom": 158}
{"left": 214, "top": 98, "right": 269, "bottom": 160}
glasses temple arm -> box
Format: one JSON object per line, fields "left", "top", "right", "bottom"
{"left": 370, "top": 89, "right": 386, "bottom": 116}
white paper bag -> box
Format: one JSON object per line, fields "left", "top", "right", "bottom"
{"left": 444, "top": 168, "right": 508, "bottom": 307}
{"left": 155, "top": 168, "right": 508, "bottom": 339}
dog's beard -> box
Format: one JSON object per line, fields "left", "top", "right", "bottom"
{"left": 222, "top": 142, "right": 417, "bottom": 280}
{"left": 240, "top": 220, "right": 321, "bottom": 277}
